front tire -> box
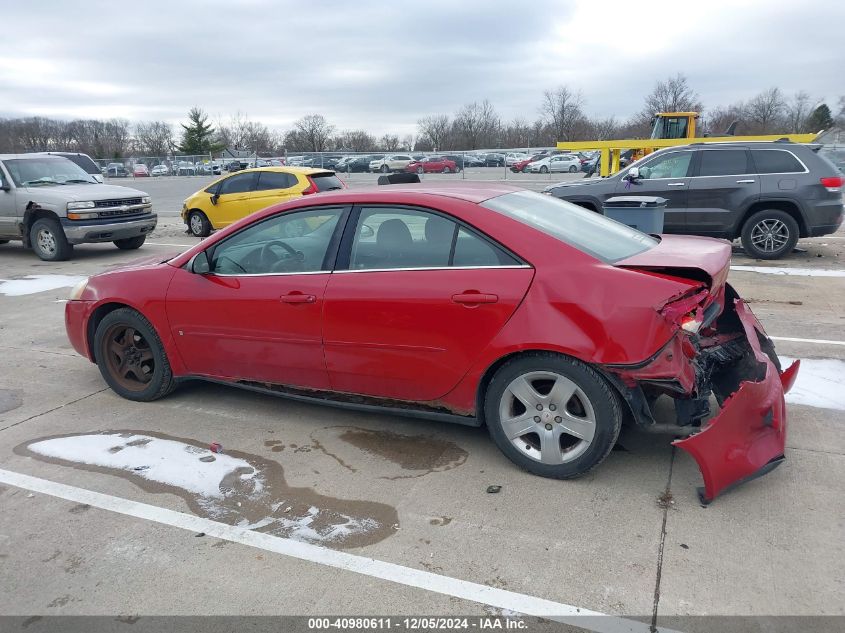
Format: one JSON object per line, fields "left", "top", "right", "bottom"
{"left": 540, "top": 165, "right": 549, "bottom": 174}
{"left": 380, "top": 165, "right": 389, "bottom": 173}
{"left": 114, "top": 236, "right": 146, "bottom": 250}
{"left": 188, "top": 210, "right": 212, "bottom": 237}
{"left": 94, "top": 307, "right": 174, "bottom": 401}
{"left": 484, "top": 353, "right": 622, "bottom": 479}
{"left": 30, "top": 218, "right": 72, "bottom": 261}
{"left": 443, "top": 166, "right": 452, "bottom": 173}
{"left": 569, "top": 165, "right": 578, "bottom": 173}
{"left": 740, "top": 210, "right": 799, "bottom": 260}
{"left": 417, "top": 166, "right": 424, "bottom": 174}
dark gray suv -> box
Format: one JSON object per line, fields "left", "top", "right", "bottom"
{"left": 543, "top": 141, "right": 844, "bottom": 259}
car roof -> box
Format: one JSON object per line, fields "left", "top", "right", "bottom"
{"left": 0, "top": 153, "right": 75, "bottom": 160}
{"left": 661, "top": 140, "right": 808, "bottom": 152}
{"left": 228, "top": 166, "right": 334, "bottom": 175}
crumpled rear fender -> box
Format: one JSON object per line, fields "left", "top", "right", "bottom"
{"left": 673, "top": 299, "right": 799, "bottom": 504}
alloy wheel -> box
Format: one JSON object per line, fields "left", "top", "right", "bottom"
{"left": 750, "top": 218, "right": 789, "bottom": 253}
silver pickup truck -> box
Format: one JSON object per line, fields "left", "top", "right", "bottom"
{"left": 0, "top": 154, "right": 157, "bottom": 261}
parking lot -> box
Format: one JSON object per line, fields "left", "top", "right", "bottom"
{"left": 0, "top": 174, "right": 843, "bottom": 631}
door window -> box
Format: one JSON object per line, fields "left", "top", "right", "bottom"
{"left": 255, "top": 171, "right": 296, "bottom": 190}
{"left": 218, "top": 172, "right": 256, "bottom": 195}
{"left": 209, "top": 208, "right": 343, "bottom": 275}
{"left": 697, "top": 150, "right": 751, "bottom": 176}
{"left": 638, "top": 152, "right": 693, "bottom": 179}
{"left": 348, "top": 207, "right": 517, "bottom": 270}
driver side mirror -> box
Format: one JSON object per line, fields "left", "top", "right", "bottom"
{"left": 624, "top": 167, "right": 640, "bottom": 181}
{"left": 210, "top": 194, "right": 219, "bottom": 205}
{"left": 191, "top": 250, "right": 211, "bottom": 275}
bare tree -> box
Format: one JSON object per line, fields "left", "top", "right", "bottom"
{"left": 379, "top": 134, "right": 400, "bottom": 151}
{"left": 417, "top": 114, "right": 451, "bottom": 151}
{"left": 746, "top": 87, "right": 786, "bottom": 133}
{"left": 289, "top": 114, "right": 335, "bottom": 152}
{"left": 701, "top": 103, "right": 746, "bottom": 135}
{"left": 585, "top": 116, "right": 619, "bottom": 140}
{"left": 135, "top": 121, "right": 174, "bottom": 156}
{"left": 540, "top": 86, "right": 584, "bottom": 142}
{"left": 783, "top": 92, "right": 813, "bottom": 133}
{"left": 336, "top": 129, "right": 376, "bottom": 152}
{"left": 638, "top": 74, "right": 702, "bottom": 130}
{"left": 452, "top": 100, "right": 499, "bottom": 149}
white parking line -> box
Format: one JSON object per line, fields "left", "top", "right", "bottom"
{"left": 771, "top": 336, "right": 845, "bottom": 347}
{"left": 0, "top": 468, "right": 666, "bottom": 633}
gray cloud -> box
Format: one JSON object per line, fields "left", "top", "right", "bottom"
{"left": 0, "top": 0, "right": 842, "bottom": 134}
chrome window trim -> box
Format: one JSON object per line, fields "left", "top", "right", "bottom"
{"left": 207, "top": 270, "right": 330, "bottom": 278}
{"left": 745, "top": 148, "right": 810, "bottom": 175}
{"left": 333, "top": 265, "right": 532, "bottom": 274}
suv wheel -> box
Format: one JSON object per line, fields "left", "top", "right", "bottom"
{"left": 485, "top": 353, "right": 622, "bottom": 479}
{"left": 188, "top": 210, "right": 212, "bottom": 237}
{"left": 741, "top": 210, "right": 799, "bottom": 260}
{"left": 30, "top": 218, "right": 72, "bottom": 261}
{"left": 114, "top": 236, "right": 146, "bottom": 250}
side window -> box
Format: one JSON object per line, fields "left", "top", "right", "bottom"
{"left": 218, "top": 172, "right": 256, "bottom": 195}
{"left": 750, "top": 150, "right": 805, "bottom": 174}
{"left": 453, "top": 227, "right": 518, "bottom": 267}
{"left": 638, "top": 152, "right": 693, "bottom": 179}
{"left": 255, "top": 171, "right": 295, "bottom": 190}
{"left": 697, "top": 150, "right": 751, "bottom": 176}
{"left": 209, "top": 208, "right": 343, "bottom": 275}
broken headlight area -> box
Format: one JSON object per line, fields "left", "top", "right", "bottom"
{"left": 604, "top": 284, "right": 800, "bottom": 504}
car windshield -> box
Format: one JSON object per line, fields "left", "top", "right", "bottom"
{"left": 4, "top": 157, "right": 97, "bottom": 186}
{"left": 481, "top": 190, "right": 657, "bottom": 263}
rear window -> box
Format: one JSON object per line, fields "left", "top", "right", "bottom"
{"left": 698, "top": 150, "right": 751, "bottom": 176}
{"left": 311, "top": 174, "right": 344, "bottom": 192}
{"left": 750, "top": 149, "right": 806, "bottom": 174}
{"left": 256, "top": 171, "right": 295, "bottom": 190}
{"left": 481, "top": 190, "right": 657, "bottom": 263}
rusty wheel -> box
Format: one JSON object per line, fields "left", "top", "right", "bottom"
{"left": 94, "top": 307, "right": 174, "bottom": 401}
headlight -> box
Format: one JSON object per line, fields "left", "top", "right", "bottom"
{"left": 142, "top": 196, "right": 152, "bottom": 204}
{"left": 67, "top": 201, "right": 95, "bottom": 210}
{"left": 69, "top": 278, "right": 89, "bottom": 301}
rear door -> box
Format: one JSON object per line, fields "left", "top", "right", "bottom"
{"left": 616, "top": 150, "right": 695, "bottom": 233}
{"left": 687, "top": 148, "right": 759, "bottom": 237}
{"left": 249, "top": 170, "right": 301, "bottom": 211}
{"left": 323, "top": 205, "right": 534, "bottom": 402}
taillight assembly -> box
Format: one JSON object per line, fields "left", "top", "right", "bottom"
{"left": 680, "top": 312, "right": 703, "bottom": 334}
{"left": 820, "top": 176, "right": 843, "bottom": 192}
{"left": 301, "top": 177, "right": 318, "bottom": 195}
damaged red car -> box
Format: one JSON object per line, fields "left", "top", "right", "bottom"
{"left": 64, "top": 184, "right": 799, "bottom": 502}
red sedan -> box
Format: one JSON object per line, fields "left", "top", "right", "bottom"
{"left": 64, "top": 184, "right": 798, "bottom": 503}
{"left": 405, "top": 156, "right": 458, "bottom": 174}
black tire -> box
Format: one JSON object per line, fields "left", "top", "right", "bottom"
{"left": 114, "top": 236, "right": 146, "bottom": 250}
{"left": 93, "top": 307, "right": 175, "bottom": 402}
{"left": 740, "top": 210, "right": 799, "bottom": 260}
{"left": 380, "top": 164, "right": 389, "bottom": 173}
{"left": 417, "top": 166, "right": 424, "bottom": 174}
{"left": 484, "top": 352, "right": 622, "bottom": 479}
{"left": 30, "top": 217, "right": 72, "bottom": 261}
{"left": 443, "top": 166, "right": 452, "bottom": 173}
{"left": 188, "top": 210, "right": 212, "bottom": 237}
{"left": 569, "top": 165, "right": 578, "bottom": 173}
{"left": 540, "top": 165, "right": 549, "bottom": 174}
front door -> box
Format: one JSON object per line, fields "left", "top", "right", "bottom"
{"left": 211, "top": 171, "right": 261, "bottom": 227}
{"left": 166, "top": 206, "right": 348, "bottom": 388}
{"left": 617, "top": 150, "right": 695, "bottom": 233}
{"left": 323, "top": 205, "right": 534, "bottom": 402}
{"left": 0, "top": 163, "right": 17, "bottom": 238}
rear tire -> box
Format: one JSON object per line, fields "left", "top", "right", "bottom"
{"left": 417, "top": 166, "right": 424, "bottom": 174}
{"left": 540, "top": 166, "right": 549, "bottom": 174}
{"left": 188, "top": 210, "right": 212, "bottom": 237}
{"left": 30, "top": 218, "right": 72, "bottom": 261}
{"left": 484, "top": 353, "right": 622, "bottom": 479}
{"left": 94, "top": 307, "right": 174, "bottom": 402}
{"left": 740, "top": 209, "right": 799, "bottom": 260}
{"left": 380, "top": 165, "right": 389, "bottom": 173}
{"left": 114, "top": 236, "right": 146, "bottom": 250}
{"left": 569, "top": 165, "right": 578, "bottom": 173}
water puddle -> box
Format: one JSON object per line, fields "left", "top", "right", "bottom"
{"left": 307, "top": 426, "right": 468, "bottom": 479}
{"left": 0, "top": 389, "right": 23, "bottom": 414}
{"left": 0, "top": 275, "right": 86, "bottom": 297}
{"left": 15, "top": 430, "right": 398, "bottom": 549}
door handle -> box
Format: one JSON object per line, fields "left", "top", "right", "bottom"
{"left": 736, "top": 179, "right": 756, "bottom": 184}
{"left": 280, "top": 293, "right": 316, "bottom": 304}
{"left": 667, "top": 182, "right": 686, "bottom": 187}
{"left": 452, "top": 293, "right": 498, "bottom": 304}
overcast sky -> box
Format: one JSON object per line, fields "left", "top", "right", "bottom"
{"left": 1, "top": 0, "right": 842, "bottom": 136}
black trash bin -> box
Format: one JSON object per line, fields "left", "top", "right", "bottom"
{"left": 602, "top": 196, "right": 667, "bottom": 233}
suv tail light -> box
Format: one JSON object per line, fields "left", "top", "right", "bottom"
{"left": 301, "top": 177, "right": 318, "bottom": 195}
{"left": 820, "top": 176, "right": 843, "bottom": 192}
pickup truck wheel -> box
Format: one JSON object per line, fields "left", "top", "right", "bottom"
{"left": 94, "top": 307, "right": 174, "bottom": 401}
{"left": 114, "top": 236, "right": 146, "bottom": 250}
{"left": 485, "top": 353, "right": 622, "bottom": 479}
{"left": 30, "top": 218, "right": 72, "bottom": 261}
{"left": 741, "top": 210, "right": 799, "bottom": 260}
{"left": 188, "top": 210, "right": 211, "bottom": 237}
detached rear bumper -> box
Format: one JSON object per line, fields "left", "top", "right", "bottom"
{"left": 673, "top": 299, "right": 799, "bottom": 504}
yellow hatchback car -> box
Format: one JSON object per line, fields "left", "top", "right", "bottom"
{"left": 181, "top": 167, "right": 345, "bottom": 236}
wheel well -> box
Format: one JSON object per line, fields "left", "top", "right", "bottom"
{"left": 738, "top": 201, "right": 807, "bottom": 238}
{"left": 572, "top": 201, "right": 599, "bottom": 213}
{"left": 474, "top": 349, "right": 631, "bottom": 425}
{"left": 22, "top": 205, "right": 61, "bottom": 247}
{"left": 86, "top": 302, "right": 130, "bottom": 359}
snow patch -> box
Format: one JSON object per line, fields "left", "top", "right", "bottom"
{"left": 780, "top": 356, "right": 845, "bottom": 411}
{"left": 730, "top": 266, "right": 845, "bottom": 278}
{"left": 0, "top": 275, "right": 87, "bottom": 296}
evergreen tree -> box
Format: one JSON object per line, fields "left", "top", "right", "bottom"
{"left": 805, "top": 104, "right": 834, "bottom": 132}
{"left": 178, "top": 107, "right": 219, "bottom": 154}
